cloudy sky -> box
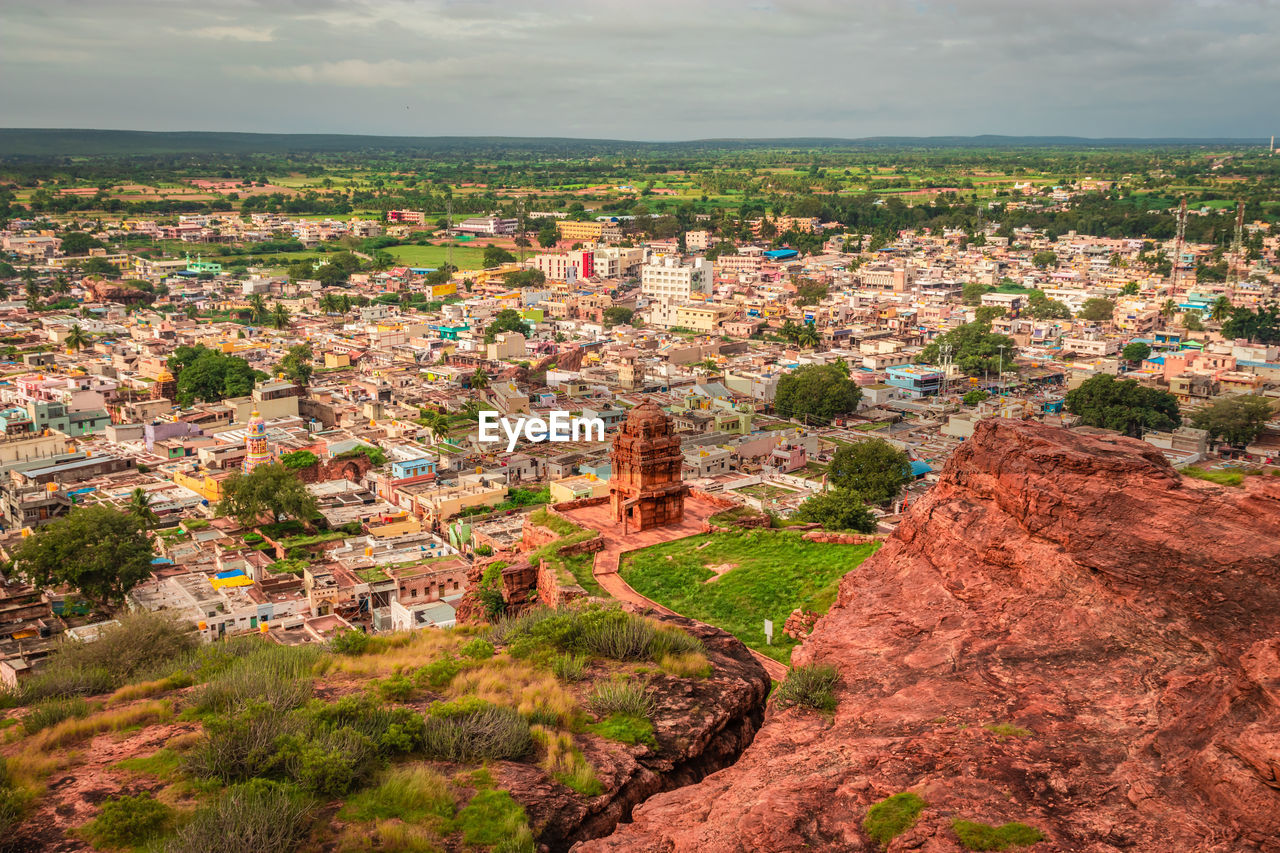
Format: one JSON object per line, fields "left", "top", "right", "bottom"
{"left": 2, "top": 0, "right": 1278, "bottom": 140}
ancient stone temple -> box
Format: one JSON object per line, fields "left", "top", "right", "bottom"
{"left": 609, "top": 400, "right": 687, "bottom": 532}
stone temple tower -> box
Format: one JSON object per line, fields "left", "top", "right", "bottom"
{"left": 609, "top": 400, "right": 687, "bottom": 532}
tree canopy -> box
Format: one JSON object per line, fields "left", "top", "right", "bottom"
{"left": 920, "top": 321, "right": 1016, "bottom": 376}
{"left": 1121, "top": 342, "right": 1151, "bottom": 363}
{"left": 217, "top": 464, "right": 318, "bottom": 526}
{"left": 603, "top": 306, "right": 634, "bottom": 327}
{"left": 792, "top": 488, "right": 876, "bottom": 533}
{"left": 1079, "top": 298, "right": 1116, "bottom": 323}
{"left": 168, "top": 345, "right": 261, "bottom": 406}
{"left": 1191, "top": 395, "right": 1274, "bottom": 447}
{"left": 277, "top": 343, "right": 314, "bottom": 387}
{"left": 773, "top": 361, "right": 862, "bottom": 424}
{"left": 483, "top": 246, "right": 516, "bottom": 268}
{"left": 1221, "top": 303, "right": 1280, "bottom": 345}
{"left": 827, "top": 438, "right": 913, "bottom": 505}
{"left": 484, "top": 308, "right": 528, "bottom": 343}
{"left": 13, "top": 506, "right": 155, "bottom": 609}
{"left": 1064, "top": 374, "right": 1180, "bottom": 437}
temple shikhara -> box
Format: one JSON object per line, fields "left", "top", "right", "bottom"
{"left": 242, "top": 409, "right": 272, "bottom": 474}
{"left": 609, "top": 401, "right": 687, "bottom": 533}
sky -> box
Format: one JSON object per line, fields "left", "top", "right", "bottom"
{"left": 2, "top": 0, "right": 1278, "bottom": 140}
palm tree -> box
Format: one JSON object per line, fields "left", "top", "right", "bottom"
{"left": 1209, "top": 296, "right": 1233, "bottom": 323}
{"left": 470, "top": 367, "right": 489, "bottom": 390}
{"left": 184, "top": 304, "right": 199, "bottom": 320}
{"left": 338, "top": 294, "right": 352, "bottom": 314}
{"left": 52, "top": 274, "right": 70, "bottom": 295}
{"left": 24, "top": 278, "right": 41, "bottom": 303}
{"left": 0, "top": 280, "right": 9, "bottom": 300}
{"left": 797, "top": 322, "right": 820, "bottom": 349}
{"left": 64, "top": 324, "right": 90, "bottom": 352}
{"left": 1160, "top": 299, "right": 1177, "bottom": 321}
{"left": 247, "top": 294, "right": 267, "bottom": 323}
{"left": 420, "top": 409, "right": 449, "bottom": 444}
{"left": 270, "top": 303, "right": 290, "bottom": 330}
{"left": 128, "top": 488, "right": 158, "bottom": 530}
{"left": 318, "top": 293, "right": 338, "bottom": 313}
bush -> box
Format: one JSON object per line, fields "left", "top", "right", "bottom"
{"left": 0, "top": 760, "right": 23, "bottom": 838}
{"left": 274, "top": 726, "right": 379, "bottom": 796}
{"left": 460, "top": 638, "right": 495, "bottom": 660}
{"left": 532, "top": 726, "right": 603, "bottom": 796}
{"left": 81, "top": 793, "right": 172, "bottom": 849}
{"left": 864, "top": 792, "right": 926, "bottom": 847}
{"left": 589, "top": 678, "right": 653, "bottom": 719}
{"left": 330, "top": 629, "right": 371, "bottom": 655}
{"left": 190, "top": 643, "right": 319, "bottom": 714}
{"left": 18, "top": 611, "right": 196, "bottom": 703}
{"left": 183, "top": 701, "right": 299, "bottom": 784}
{"left": 303, "top": 693, "right": 426, "bottom": 755}
{"left": 421, "top": 700, "right": 533, "bottom": 762}
{"left": 551, "top": 653, "right": 586, "bottom": 682}
{"left": 492, "top": 604, "right": 703, "bottom": 664}
{"left": 375, "top": 673, "right": 416, "bottom": 702}
{"left": 414, "top": 656, "right": 462, "bottom": 689}
{"left": 163, "top": 779, "right": 313, "bottom": 853}
{"left": 776, "top": 663, "right": 839, "bottom": 712}
{"left": 23, "top": 697, "right": 91, "bottom": 734}
{"left": 951, "top": 820, "right": 1045, "bottom": 850}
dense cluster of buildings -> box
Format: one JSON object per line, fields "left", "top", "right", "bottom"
{"left": 0, "top": 196, "right": 1277, "bottom": 687}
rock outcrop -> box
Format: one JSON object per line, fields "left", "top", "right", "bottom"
{"left": 578, "top": 419, "right": 1280, "bottom": 852}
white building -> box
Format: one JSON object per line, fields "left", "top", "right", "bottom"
{"left": 641, "top": 256, "right": 713, "bottom": 303}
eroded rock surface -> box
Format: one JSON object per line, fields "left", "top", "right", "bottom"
{"left": 578, "top": 419, "right": 1280, "bottom": 852}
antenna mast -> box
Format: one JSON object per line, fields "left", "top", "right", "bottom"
{"left": 446, "top": 198, "right": 454, "bottom": 273}
{"left": 1227, "top": 199, "right": 1245, "bottom": 295}
{"left": 1170, "top": 197, "right": 1187, "bottom": 295}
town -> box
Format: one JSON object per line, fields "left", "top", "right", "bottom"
{"left": 0, "top": 132, "right": 1277, "bottom": 852}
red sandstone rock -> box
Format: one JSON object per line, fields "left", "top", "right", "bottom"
{"left": 576, "top": 419, "right": 1280, "bottom": 853}
{"left": 782, "top": 608, "right": 819, "bottom": 640}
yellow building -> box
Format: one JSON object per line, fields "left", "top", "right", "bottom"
{"left": 556, "top": 220, "right": 606, "bottom": 242}
{"left": 549, "top": 474, "right": 610, "bottom": 503}
{"left": 173, "top": 469, "right": 224, "bottom": 502}
{"left": 324, "top": 352, "right": 351, "bottom": 369}
{"left": 674, "top": 303, "right": 734, "bottom": 333}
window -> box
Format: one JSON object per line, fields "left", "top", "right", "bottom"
{"left": 410, "top": 588, "right": 417, "bottom": 598}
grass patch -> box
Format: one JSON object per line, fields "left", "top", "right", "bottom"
{"left": 589, "top": 678, "right": 653, "bottom": 719}
{"left": 528, "top": 508, "right": 581, "bottom": 537}
{"left": 984, "top": 723, "right": 1032, "bottom": 738}
{"left": 116, "top": 747, "right": 183, "bottom": 780}
{"left": 658, "top": 651, "right": 712, "bottom": 678}
{"left": 453, "top": 788, "right": 535, "bottom": 851}
{"left": 164, "top": 779, "right": 313, "bottom": 853}
{"left": 339, "top": 765, "right": 453, "bottom": 824}
{"left": 22, "top": 697, "right": 91, "bottom": 735}
{"left": 1183, "top": 467, "right": 1244, "bottom": 487}
{"left": 28, "top": 700, "right": 170, "bottom": 751}
{"left": 532, "top": 725, "right": 603, "bottom": 796}
{"left": 775, "top": 663, "right": 839, "bottom": 712}
{"left": 587, "top": 713, "right": 656, "bottom": 747}
{"left": 952, "top": 819, "right": 1045, "bottom": 850}
{"left": 620, "top": 530, "right": 879, "bottom": 663}
{"left": 864, "top": 792, "right": 927, "bottom": 847}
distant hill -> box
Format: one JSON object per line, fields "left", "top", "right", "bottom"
{"left": 0, "top": 128, "right": 1267, "bottom": 159}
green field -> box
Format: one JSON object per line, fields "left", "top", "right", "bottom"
{"left": 619, "top": 529, "right": 879, "bottom": 663}
{"left": 391, "top": 244, "right": 490, "bottom": 270}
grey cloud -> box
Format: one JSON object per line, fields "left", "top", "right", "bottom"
{"left": 0, "top": 0, "right": 1277, "bottom": 138}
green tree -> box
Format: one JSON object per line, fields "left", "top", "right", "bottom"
{"left": 1078, "top": 298, "right": 1115, "bottom": 323}
{"left": 920, "top": 321, "right": 1016, "bottom": 376}
{"left": 1191, "top": 395, "right": 1274, "bottom": 447}
{"left": 483, "top": 246, "right": 516, "bottom": 268}
{"left": 962, "top": 389, "right": 989, "bottom": 406}
{"left": 1159, "top": 299, "right": 1177, "bottom": 321}
{"left": 278, "top": 343, "right": 314, "bottom": 387}
{"left": 470, "top": 367, "right": 489, "bottom": 390}
{"left": 484, "top": 308, "right": 528, "bottom": 343}
{"left": 1064, "top": 374, "right": 1180, "bottom": 438}
{"left": 793, "top": 279, "right": 828, "bottom": 306}
{"left": 773, "top": 361, "right": 862, "bottom": 424}
{"left": 246, "top": 294, "right": 267, "bottom": 323}
{"left": 537, "top": 224, "right": 558, "bottom": 248}
{"left": 169, "top": 346, "right": 260, "bottom": 406}
{"left": 1032, "top": 250, "right": 1058, "bottom": 269}
{"left": 1121, "top": 342, "right": 1152, "bottom": 363}
{"left": 13, "top": 506, "right": 155, "bottom": 609}
{"left": 796, "top": 322, "right": 820, "bottom": 349}
{"left": 127, "top": 488, "right": 158, "bottom": 530}
{"left": 792, "top": 488, "right": 876, "bottom": 533}
{"left": 827, "top": 438, "right": 912, "bottom": 505}
{"left": 1209, "top": 296, "right": 1233, "bottom": 323}
{"left": 217, "top": 464, "right": 318, "bottom": 526}
{"left": 270, "top": 303, "right": 291, "bottom": 331}
{"left": 1025, "top": 291, "right": 1073, "bottom": 320}
{"left": 1183, "top": 310, "right": 1205, "bottom": 332}
{"left": 64, "top": 324, "right": 90, "bottom": 352}
{"left": 1221, "top": 303, "right": 1280, "bottom": 344}
{"left": 961, "top": 282, "right": 992, "bottom": 306}
{"left": 603, "top": 306, "right": 634, "bottom": 327}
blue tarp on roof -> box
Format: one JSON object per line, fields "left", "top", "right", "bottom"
{"left": 910, "top": 460, "right": 932, "bottom": 477}
{"left": 763, "top": 248, "right": 799, "bottom": 260}
{"left": 214, "top": 569, "right": 246, "bottom": 580}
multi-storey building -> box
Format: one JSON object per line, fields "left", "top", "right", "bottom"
{"left": 640, "top": 256, "right": 713, "bottom": 303}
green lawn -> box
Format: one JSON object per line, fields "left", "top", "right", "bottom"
{"left": 391, "top": 244, "right": 490, "bottom": 270}
{"left": 619, "top": 530, "right": 879, "bottom": 663}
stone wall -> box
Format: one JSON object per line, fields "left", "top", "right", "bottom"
{"left": 800, "top": 530, "right": 886, "bottom": 545}
{"left": 293, "top": 453, "right": 374, "bottom": 485}
{"left": 536, "top": 560, "right": 587, "bottom": 608}
{"left": 550, "top": 495, "right": 610, "bottom": 513}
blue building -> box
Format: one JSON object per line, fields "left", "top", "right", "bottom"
{"left": 885, "top": 365, "right": 943, "bottom": 398}
{"left": 390, "top": 458, "right": 437, "bottom": 481}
